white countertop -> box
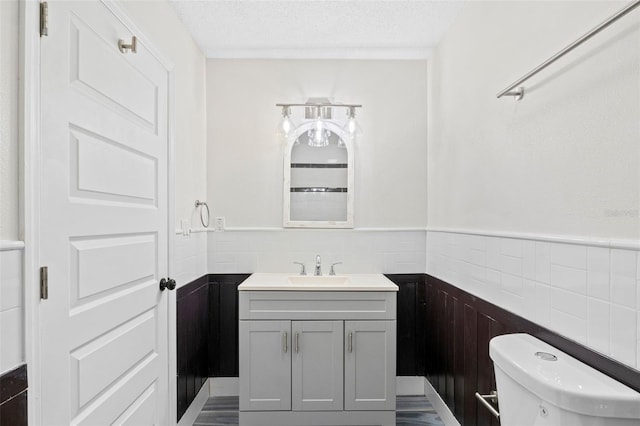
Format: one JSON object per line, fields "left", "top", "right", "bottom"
{"left": 238, "top": 273, "right": 398, "bottom": 292}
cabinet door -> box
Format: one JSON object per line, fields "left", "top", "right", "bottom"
{"left": 292, "top": 321, "right": 344, "bottom": 411}
{"left": 344, "top": 321, "right": 396, "bottom": 411}
{"left": 239, "top": 321, "right": 291, "bottom": 411}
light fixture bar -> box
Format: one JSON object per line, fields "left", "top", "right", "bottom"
{"left": 276, "top": 98, "right": 363, "bottom": 146}
{"left": 276, "top": 103, "right": 362, "bottom": 108}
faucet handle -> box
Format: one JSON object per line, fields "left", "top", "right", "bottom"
{"left": 293, "top": 262, "right": 306, "bottom": 276}
{"left": 329, "top": 262, "right": 342, "bottom": 276}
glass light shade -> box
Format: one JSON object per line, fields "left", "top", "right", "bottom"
{"left": 308, "top": 117, "right": 329, "bottom": 147}
{"left": 343, "top": 115, "right": 363, "bottom": 142}
{"left": 276, "top": 114, "right": 294, "bottom": 140}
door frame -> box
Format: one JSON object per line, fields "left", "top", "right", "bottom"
{"left": 20, "top": 1, "right": 177, "bottom": 424}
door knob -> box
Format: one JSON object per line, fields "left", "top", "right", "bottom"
{"left": 159, "top": 278, "right": 176, "bottom": 291}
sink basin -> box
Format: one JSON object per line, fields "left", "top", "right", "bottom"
{"left": 238, "top": 273, "right": 398, "bottom": 291}
{"left": 287, "top": 276, "right": 351, "bottom": 285}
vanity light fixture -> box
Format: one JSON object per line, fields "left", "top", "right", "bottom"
{"left": 276, "top": 98, "right": 362, "bottom": 146}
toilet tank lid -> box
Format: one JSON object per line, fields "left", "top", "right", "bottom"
{"left": 489, "top": 333, "right": 640, "bottom": 419}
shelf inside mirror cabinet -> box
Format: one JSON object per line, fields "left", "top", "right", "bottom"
{"left": 291, "top": 163, "right": 348, "bottom": 168}
{"left": 290, "top": 187, "right": 348, "bottom": 193}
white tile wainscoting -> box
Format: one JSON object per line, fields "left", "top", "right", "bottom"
{"left": 426, "top": 230, "right": 640, "bottom": 370}
{"left": 174, "top": 230, "right": 208, "bottom": 288}
{"left": 0, "top": 241, "right": 25, "bottom": 374}
{"left": 208, "top": 229, "right": 427, "bottom": 275}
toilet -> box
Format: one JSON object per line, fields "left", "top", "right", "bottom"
{"left": 489, "top": 333, "right": 640, "bottom": 426}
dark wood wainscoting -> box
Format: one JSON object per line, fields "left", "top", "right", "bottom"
{"left": 209, "top": 274, "right": 251, "bottom": 377}
{"left": 176, "top": 273, "right": 251, "bottom": 421}
{"left": 0, "top": 364, "right": 28, "bottom": 426}
{"left": 425, "top": 274, "right": 640, "bottom": 426}
{"left": 176, "top": 275, "right": 210, "bottom": 421}
{"left": 386, "top": 274, "right": 426, "bottom": 376}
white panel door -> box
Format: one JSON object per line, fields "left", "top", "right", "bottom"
{"left": 292, "top": 320, "right": 343, "bottom": 411}
{"left": 344, "top": 321, "right": 396, "bottom": 411}
{"left": 39, "top": 1, "right": 170, "bottom": 424}
{"left": 239, "top": 321, "right": 291, "bottom": 411}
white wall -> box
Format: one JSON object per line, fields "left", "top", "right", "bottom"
{"left": 174, "top": 231, "right": 207, "bottom": 285}
{"left": 209, "top": 230, "right": 426, "bottom": 275}
{"left": 207, "top": 59, "right": 428, "bottom": 229}
{"left": 427, "top": 1, "right": 640, "bottom": 369}
{"left": 428, "top": 0, "right": 639, "bottom": 241}
{"left": 121, "top": 0, "right": 207, "bottom": 235}
{"left": 0, "top": 0, "right": 19, "bottom": 241}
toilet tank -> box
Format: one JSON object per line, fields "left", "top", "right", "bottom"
{"left": 489, "top": 334, "right": 640, "bottom": 426}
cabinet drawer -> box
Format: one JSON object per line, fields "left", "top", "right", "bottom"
{"left": 239, "top": 291, "right": 396, "bottom": 320}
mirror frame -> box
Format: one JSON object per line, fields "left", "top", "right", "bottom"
{"left": 283, "top": 121, "right": 354, "bottom": 228}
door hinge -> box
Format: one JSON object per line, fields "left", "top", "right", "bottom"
{"left": 40, "top": 266, "right": 49, "bottom": 300}
{"left": 40, "top": 2, "right": 48, "bottom": 37}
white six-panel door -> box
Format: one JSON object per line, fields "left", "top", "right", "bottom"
{"left": 39, "top": 1, "right": 170, "bottom": 424}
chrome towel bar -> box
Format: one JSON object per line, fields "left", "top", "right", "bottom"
{"left": 497, "top": 0, "right": 640, "bottom": 100}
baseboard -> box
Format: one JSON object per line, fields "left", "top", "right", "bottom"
{"left": 423, "top": 377, "right": 460, "bottom": 426}
{"left": 209, "top": 377, "right": 424, "bottom": 398}
{"left": 396, "top": 376, "right": 425, "bottom": 395}
{"left": 209, "top": 377, "right": 239, "bottom": 396}
{"left": 178, "top": 378, "right": 210, "bottom": 426}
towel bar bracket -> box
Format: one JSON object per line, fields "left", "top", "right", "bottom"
{"left": 475, "top": 391, "right": 500, "bottom": 419}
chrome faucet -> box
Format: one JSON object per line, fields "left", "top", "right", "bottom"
{"left": 293, "top": 261, "right": 306, "bottom": 276}
{"left": 314, "top": 255, "right": 322, "bottom": 276}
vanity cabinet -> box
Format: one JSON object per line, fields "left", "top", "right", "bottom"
{"left": 239, "top": 289, "right": 397, "bottom": 426}
{"left": 239, "top": 320, "right": 344, "bottom": 412}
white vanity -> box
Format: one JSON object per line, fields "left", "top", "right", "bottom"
{"left": 238, "top": 273, "right": 398, "bottom": 426}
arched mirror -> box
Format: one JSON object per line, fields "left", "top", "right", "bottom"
{"left": 283, "top": 120, "right": 354, "bottom": 228}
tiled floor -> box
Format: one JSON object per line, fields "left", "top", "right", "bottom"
{"left": 194, "top": 395, "right": 444, "bottom": 426}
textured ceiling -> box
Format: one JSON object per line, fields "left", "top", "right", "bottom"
{"left": 168, "top": 0, "right": 464, "bottom": 59}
